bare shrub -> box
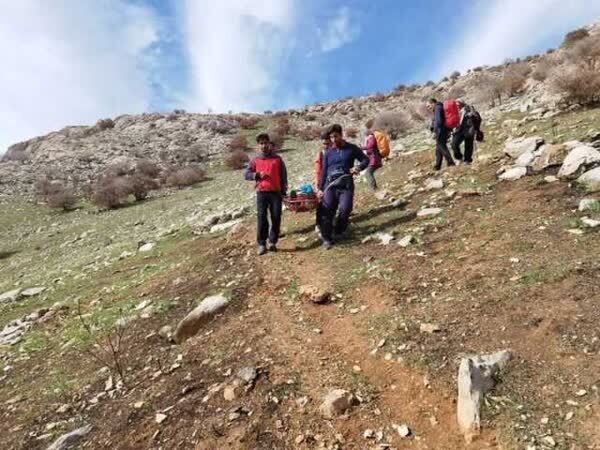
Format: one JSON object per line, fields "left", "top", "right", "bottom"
{"left": 92, "top": 175, "right": 132, "bottom": 209}
{"left": 550, "top": 64, "right": 600, "bottom": 105}
{"left": 47, "top": 186, "right": 78, "bottom": 211}
{"left": 365, "top": 118, "right": 375, "bottom": 129}
{"left": 408, "top": 102, "right": 430, "bottom": 123}
{"left": 165, "top": 166, "right": 206, "bottom": 188}
{"left": 562, "top": 27, "right": 590, "bottom": 48}
{"left": 228, "top": 134, "right": 248, "bottom": 152}
{"left": 450, "top": 70, "right": 461, "bottom": 80}
{"left": 372, "top": 111, "right": 412, "bottom": 139}
{"left": 346, "top": 127, "right": 358, "bottom": 138}
{"left": 531, "top": 59, "right": 552, "bottom": 81}
{"left": 394, "top": 84, "right": 407, "bottom": 92}
{"left": 35, "top": 176, "right": 55, "bottom": 199}
{"left": 565, "top": 35, "right": 600, "bottom": 68}
{"left": 296, "top": 126, "right": 323, "bottom": 141}
{"left": 447, "top": 85, "right": 466, "bottom": 100}
{"left": 501, "top": 62, "right": 530, "bottom": 96}
{"left": 305, "top": 114, "right": 317, "bottom": 121}
{"left": 273, "top": 116, "right": 291, "bottom": 136}
{"left": 136, "top": 159, "right": 160, "bottom": 178}
{"left": 237, "top": 116, "right": 260, "bottom": 129}
{"left": 105, "top": 160, "right": 132, "bottom": 177}
{"left": 472, "top": 74, "right": 503, "bottom": 106}
{"left": 225, "top": 150, "right": 250, "bottom": 170}
{"left": 128, "top": 174, "right": 159, "bottom": 201}
{"left": 96, "top": 118, "right": 115, "bottom": 130}
{"left": 268, "top": 131, "right": 285, "bottom": 150}
{"left": 372, "top": 92, "right": 386, "bottom": 102}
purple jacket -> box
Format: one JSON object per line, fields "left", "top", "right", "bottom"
{"left": 319, "top": 141, "right": 369, "bottom": 190}
{"left": 362, "top": 135, "right": 382, "bottom": 168}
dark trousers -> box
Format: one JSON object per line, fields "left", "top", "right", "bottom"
{"left": 256, "top": 192, "right": 282, "bottom": 245}
{"left": 435, "top": 128, "right": 455, "bottom": 170}
{"left": 319, "top": 187, "right": 354, "bottom": 241}
{"left": 365, "top": 166, "right": 378, "bottom": 190}
{"left": 451, "top": 130, "right": 475, "bottom": 163}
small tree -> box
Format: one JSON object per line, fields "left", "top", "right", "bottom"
{"left": 96, "top": 118, "right": 115, "bottom": 130}
{"left": 372, "top": 111, "right": 412, "bottom": 139}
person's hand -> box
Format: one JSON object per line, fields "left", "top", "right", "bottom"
{"left": 317, "top": 190, "right": 324, "bottom": 199}
{"left": 350, "top": 167, "right": 359, "bottom": 176}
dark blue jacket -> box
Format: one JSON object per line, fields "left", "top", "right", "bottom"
{"left": 431, "top": 102, "right": 445, "bottom": 136}
{"left": 319, "top": 142, "right": 369, "bottom": 190}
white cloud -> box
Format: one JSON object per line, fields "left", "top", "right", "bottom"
{"left": 318, "top": 7, "right": 359, "bottom": 53}
{"left": 0, "top": 1, "right": 161, "bottom": 153}
{"left": 181, "top": 0, "right": 297, "bottom": 113}
{"left": 434, "top": 1, "right": 600, "bottom": 79}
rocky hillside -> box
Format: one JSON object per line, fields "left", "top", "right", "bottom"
{"left": 2, "top": 20, "right": 599, "bottom": 197}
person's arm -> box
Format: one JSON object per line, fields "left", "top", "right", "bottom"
{"left": 244, "top": 158, "right": 259, "bottom": 181}
{"left": 280, "top": 158, "right": 288, "bottom": 195}
{"left": 434, "top": 103, "right": 444, "bottom": 134}
{"left": 353, "top": 144, "right": 369, "bottom": 172}
{"left": 319, "top": 152, "right": 328, "bottom": 191}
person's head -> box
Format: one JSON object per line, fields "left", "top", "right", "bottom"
{"left": 426, "top": 98, "right": 437, "bottom": 112}
{"left": 320, "top": 130, "right": 330, "bottom": 149}
{"left": 329, "top": 124, "right": 344, "bottom": 148}
{"left": 256, "top": 133, "right": 271, "bottom": 153}
{"left": 456, "top": 99, "right": 466, "bottom": 109}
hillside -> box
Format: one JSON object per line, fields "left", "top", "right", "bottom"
{"left": 0, "top": 21, "right": 600, "bottom": 450}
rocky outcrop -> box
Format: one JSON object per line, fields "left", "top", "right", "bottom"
{"left": 577, "top": 167, "right": 600, "bottom": 192}
{"left": 503, "top": 136, "right": 544, "bottom": 159}
{"left": 558, "top": 145, "right": 600, "bottom": 179}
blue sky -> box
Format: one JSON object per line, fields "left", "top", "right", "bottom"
{"left": 1, "top": 0, "right": 600, "bottom": 152}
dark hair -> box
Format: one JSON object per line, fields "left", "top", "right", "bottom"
{"left": 428, "top": 98, "right": 438, "bottom": 104}
{"left": 320, "top": 130, "right": 330, "bottom": 140}
{"left": 256, "top": 133, "right": 270, "bottom": 143}
{"left": 329, "top": 124, "right": 343, "bottom": 135}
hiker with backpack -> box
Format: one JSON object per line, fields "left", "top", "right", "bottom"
{"left": 245, "top": 133, "right": 288, "bottom": 255}
{"left": 362, "top": 130, "right": 382, "bottom": 190}
{"left": 427, "top": 98, "right": 456, "bottom": 171}
{"left": 451, "top": 100, "right": 483, "bottom": 165}
{"left": 317, "top": 124, "right": 369, "bottom": 249}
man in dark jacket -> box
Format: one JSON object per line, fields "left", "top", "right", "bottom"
{"left": 427, "top": 98, "right": 455, "bottom": 171}
{"left": 317, "top": 124, "right": 369, "bottom": 249}
{"left": 245, "top": 133, "right": 288, "bottom": 255}
{"left": 451, "top": 100, "right": 482, "bottom": 165}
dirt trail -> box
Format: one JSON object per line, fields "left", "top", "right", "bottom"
{"left": 258, "top": 246, "right": 498, "bottom": 449}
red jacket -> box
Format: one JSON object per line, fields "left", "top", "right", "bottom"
{"left": 245, "top": 152, "right": 288, "bottom": 193}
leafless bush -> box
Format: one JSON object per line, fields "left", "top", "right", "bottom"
{"left": 562, "top": 27, "right": 590, "bottom": 48}
{"left": 273, "top": 116, "right": 291, "bottom": 136}
{"left": 372, "top": 111, "right": 412, "bottom": 139}
{"left": 296, "top": 126, "right": 323, "bottom": 141}
{"left": 408, "top": 102, "right": 430, "bottom": 123}
{"left": 531, "top": 59, "right": 552, "bottom": 81}
{"left": 450, "top": 70, "right": 461, "bottom": 80}
{"left": 365, "top": 118, "right": 375, "bottom": 129}
{"left": 205, "top": 119, "right": 235, "bottom": 134}
{"left": 372, "top": 93, "right": 386, "bottom": 102}
{"left": 96, "top": 118, "right": 115, "bottom": 130}
{"left": 501, "top": 71, "right": 527, "bottom": 97}
{"left": 237, "top": 116, "right": 260, "bottom": 129}
{"left": 472, "top": 73, "right": 503, "bottom": 106}
{"left": 127, "top": 174, "right": 159, "bottom": 201}
{"left": 47, "top": 185, "right": 78, "bottom": 211}
{"left": 267, "top": 131, "right": 285, "bottom": 150}
{"left": 105, "top": 160, "right": 132, "bottom": 177}
{"left": 394, "top": 84, "right": 407, "bottom": 92}
{"left": 225, "top": 150, "right": 250, "bottom": 170}
{"left": 565, "top": 35, "right": 600, "bottom": 68}
{"left": 228, "top": 134, "right": 248, "bottom": 152}
{"left": 92, "top": 174, "right": 132, "bottom": 209}
{"left": 346, "top": 127, "right": 358, "bottom": 138}
{"left": 447, "top": 85, "right": 466, "bottom": 100}
{"left": 550, "top": 64, "right": 600, "bottom": 105}
{"left": 165, "top": 166, "right": 206, "bottom": 188}
{"left": 135, "top": 159, "right": 160, "bottom": 178}
{"left": 305, "top": 114, "right": 317, "bottom": 121}
{"left": 272, "top": 111, "right": 287, "bottom": 118}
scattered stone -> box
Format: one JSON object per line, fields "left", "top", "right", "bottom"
{"left": 575, "top": 389, "right": 588, "bottom": 397}
{"left": 558, "top": 145, "right": 600, "bottom": 179}
{"left": 568, "top": 228, "right": 584, "bottom": 235}
{"left": 425, "top": 178, "right": 444, "bottom": 190}
{"left": 223, "top": 385, "right": 237, "bottom": 401}
{"left": 363, "top": 429, "right": 375, "bottom": 439}
{"left": 0, "top": 289, "right": 21, "bottom": 303}
{"left": 46, "top": 425, "right": 92, "bottom": 450}
{"left": 542, "top": 436, "right": 556, "bottom": 447}
{"left": 581, "top": 217, "right": 600, "bottom": 228}
{"left": 420, "top": 323, "right": 441, "bottom": 334}
{"left": 457, "top": 350, "right": 512, "bottom": 442}
{"left": 363, "top": 232, "right": 395, "bottom": 245}
{"left": 158, "top": 325, "right": 173, "bottom": 341}
{"left": 299, "top": 285, "right": 331, "bottom": 304}
{"left": 173, "top": 294, "right": 230, "bottom": 343}
{"left": 577, "top": 167, "right": 600, "bottom": 192}
{"left": 155, "top": 413, "right": 167, "bottom": 424}
{"left": 319, "top": 389, "right": 357, "bottom": 419}
{"left": 544, "top": 175, "right": 558, "bottom": 183}
{"left": 391, "top": 198, "right": 408, "bottom": 208}
{"left": 392, "top": 423, "right": 411, "bottom": 438}
{"left": 397, "top": 235, "right": 414, "bottom": 248}
{"left": 20, "top": 287, "right": 46, "bottom": 297}
{"left": 374, "top": 190, "right": 390, "bottom": 201}
{"left": 565, "top": 411, "right": 574, "bottom": 421}
{"left": 236, "top": 366, "right": 258, "bottom": 385}
{"left": 503, "top": 136, "right": 544, "bottom": 159}
{"left": 579, "top": 198, "right": 600, "bottom": 211}
{"left": 532, "top": 144, "right": 569, "bottom": 171}
{"left": 138, "top": 242, "right": 156, "bottom": 252}
{"left": 498, "top": 166, "right": 528, "bottom": 181}
{"left": 417, "top": 207, "right": 442, "bottom": 218}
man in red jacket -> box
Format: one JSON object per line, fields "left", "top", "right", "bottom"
{"left": 245, "top": 133, "right": 288, "bottom": 255}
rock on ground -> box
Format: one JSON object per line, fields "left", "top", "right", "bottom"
{"left": 579, "top": 198, "right": 600, "bottom": 212}
{"left": 20, "top": 287, "right": 46, "bottom": 297}
{"left": 558, "top": 145, "right": 600, "bottom": 179}
{"left": 425, "top": 178, "right": 444, "bottom": 190}
{"left": 319, "top": 389, "right": 357, "bottom": 419}
{"left": 503, "top": 136, "right": 544, "bottom": 159}
{"left": 299, "top": 285, "right": 331, "bottom": 304}
{"left": 0, "top": 289, "right": 21, "bottom": 303}
{"left": 46, "top": 424, "right": 92, "bottom": 450}
{"left": 457, "top": 350, "right": 512, "bottom": 442}
{"left": 397, "top": 235, "right": 414, "bottom": 248}
{"left": 173, "top": 294, "right": 230, "bottom": 343}
{"left": 498, "top": 166, "right": 528, "bottom": 181}
{"left": 531, "top": 144, "right": 569, "bottom": 171}
{"left": 417, "top": 207, "right": 442, "bottom": 218}
{"left": 577, "top": 167, "right": 600, "bottom": 192}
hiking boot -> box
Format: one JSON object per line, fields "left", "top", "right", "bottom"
{"left": 267, "top": 242, "right": 277, "bottom": 252}
{"left": 322, "top": 240, "right": 333, "bottom": 250}
{"left": 257, "top": 245, "right": 267, "bottom": 256}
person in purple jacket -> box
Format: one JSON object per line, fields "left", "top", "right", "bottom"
{"left": 362, "top": 130, "right": 382, "bottom": 190}
{"left": 317, "top": 124, "right": 369, "bottom": 249}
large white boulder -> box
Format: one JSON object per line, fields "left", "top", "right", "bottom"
{"left": 498, "top": 166, "right": 528, "bottom": 181}
{"left": 457, "top": 350, "right": 512, "bottom": 442}
{"left": 173, "top": 294, "right": 230, "bottom": 343}
{"left": 558, "top": 145, "right": 600, "bottom": 179}
{"left": 503, "top": 136, "right": 544, "bottom": 159}
{"left": 577, "top": 167, "right": 600, "bottom": 192}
